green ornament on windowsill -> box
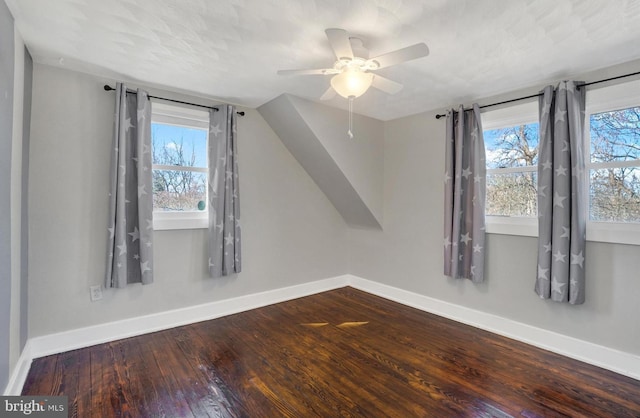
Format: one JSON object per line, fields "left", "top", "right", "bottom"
{"left": 197, "top": 201, "right": 206, "bottom": 211}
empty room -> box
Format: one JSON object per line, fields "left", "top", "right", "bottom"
{"left": 2, "top": 0, "right": 640, "bottom": 416}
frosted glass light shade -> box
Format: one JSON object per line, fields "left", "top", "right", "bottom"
{"left": 330, "top": 70, "right": 374, "bottom": 98}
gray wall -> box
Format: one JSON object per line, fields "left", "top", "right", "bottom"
{"left": 287, "top": 95, "right": 385, "bottom": 224}
{"left": 0, "top": 0, "right": 15, "bottom": 391}
{"left": 20, "top": 47, "right": 32, "bottom": 349}
{"left": 258, "top": 94, "right": 384, "bottom": 228}
{"left": 348, "top": 108, "right": 640, "bottom": 356}
{"left": 28, "top": 64, "right": 349, "bottom": 337}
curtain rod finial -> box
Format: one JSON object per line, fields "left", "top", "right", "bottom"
{"left": 104, "top": 85, "right": 114, "bottom": 91}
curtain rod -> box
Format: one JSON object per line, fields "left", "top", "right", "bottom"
{"left": 434, "top": 69, "right": 640, "bottom": 119}
{"left": 103, "top": 85, "right": 245, "bottom": 116}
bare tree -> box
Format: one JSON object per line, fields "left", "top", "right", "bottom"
{"left": 152, "top": 134, "right": 206, "bottom": 211}
{"left": 486, "top": 124, "right": 538, "bottom": 217}
{"left": 486, "top": 108, "right": 640, "bottom": 221}
{"left": 590, "top": 107, "right": 640, "bottom": 221}
{"left": 490, "top": 124, "right": 538, "bottom": 168}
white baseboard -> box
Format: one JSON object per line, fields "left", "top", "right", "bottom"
{"left": 28, "top": 275, "right": 349, "bottom": 360}
{"left": 4, "top": 275, "right": 349, "bottom": 395}
{"left": 347, "top": 275, "right": 640, "bottom": 381}
{"left": 3, "top": 340, "right": 34, "bottom": 396}
{"left": 6, "top": 273, "right": 639, "bottom": 394}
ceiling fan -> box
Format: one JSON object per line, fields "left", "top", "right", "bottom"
{"left": 277, "top": 28, "right": 430, "bottom": 101}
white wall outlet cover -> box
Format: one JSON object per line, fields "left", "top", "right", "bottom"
{"left": 89, "top": 285, "right": 102, "bottom": 302}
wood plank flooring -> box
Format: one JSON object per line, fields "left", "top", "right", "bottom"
{"left": 22, "top": 287, "right": 640, "bottom": 417}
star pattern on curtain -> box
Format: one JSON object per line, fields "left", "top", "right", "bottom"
{"left": 207, "top": 106, "right": 241, "bottom": 278}
{"left": 106, "top": 84, "right": 154, "bottom": 288}
{"left": 444, "top": 104, "right": 486, "bottom": 282}
{"left": 536, "top": 81, "right": 586, "bottom": 304}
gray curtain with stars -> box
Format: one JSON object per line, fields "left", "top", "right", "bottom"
{"left": 536, "top": 81, "right": 586, "bottom": 304}
{"left": 106, "top": 83, "right": 154, "bottom": 288}
{"left": 208, "top": 105, "right": 241, "bottom": 278}
{"left": 444, "top": 104, "right": 486, "bottom": 282}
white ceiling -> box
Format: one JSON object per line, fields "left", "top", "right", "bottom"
{"left": 6, "top": 0, "right": 640, "bottom": 120}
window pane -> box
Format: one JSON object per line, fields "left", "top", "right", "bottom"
{"left": 153, "top": 170, "right": 207, "bottom": 212}
{"left": 590, "top": 167, "right": 640, "bottom": 222}
{"left": 484, "top": 123, "right": 539, "bottom": 169}
{"left": 590, "top": 107, "right": 640, "bottom": 163}
{"left": 486, "top": 172, "right": 537, "bottom": 217}
{"left": 152, "top": 123, "right": 208, "bottom": 168}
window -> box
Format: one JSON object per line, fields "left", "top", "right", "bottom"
{"left": 485, "top": 123, "right": 539, "bottom": 217}
{"left": 482, "top": 101, "right": 539, "bottom": 236}
{"left": 588, "top": 107, "right": 640, "bottom": 221}
{"left": 151, "top": 101, "right": 210, "bottom": 230}
{"left": 585, "top": 79, "right": 640, "bottom": 244}
{"left": 481, "top": 79, "right": 640, "bottom": 244}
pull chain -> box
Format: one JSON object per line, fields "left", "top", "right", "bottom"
{"left": 347, "top": 96, "right": 354, "bottom": 139}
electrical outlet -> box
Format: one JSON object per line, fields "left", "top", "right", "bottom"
{"left": 90, "top": 285, "right": 103, "bottom": 302}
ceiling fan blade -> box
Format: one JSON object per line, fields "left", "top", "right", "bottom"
{"left": 372, "top": 75, "right": 403, "bottom": 94}
{"left": 277, "top": 68, "right": 338, "bottom": 76}
{"left": 320, "top": 86, "right": 336, "bottom": 100}
{"left": 325, "top": 28, "right": 354, "bottom": 60}
{"left": 368, "top": 43, "right": 429, "bottom": 69}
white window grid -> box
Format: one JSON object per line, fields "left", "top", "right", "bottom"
{"left": 482, "top": 101, "right": 539, "bottom": 236}
{"left": 480, "top": 78, "right": 640, "bottom": 245}
{"left": 584, "top": 80, "right": 640, "bottom": 244}
{"left": 151, "top": 101, "right": 210, "bottom": 230}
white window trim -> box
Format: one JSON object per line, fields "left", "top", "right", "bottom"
{"left": 151, "top": 100, "right": 210, "bottom": 230}
{"left": 485, "top": 216, "right": 538, "bottom": 237}
{"left": 152, "top": 101, "right": 210, "bottom": 129}
{"left": 481, "top": 79, "right": 640, "bottom": 245}
{"left": 482, "top": 100, "right": 539, "bottom": 236}
{"left": 481, "top": 100, "right": 539, "bottom": 130}
{"left": 584, "top": 79, "right": 640, "bottom": 245}
{"left": 153, "top": 211, "right": 208, "bottom": 230}
{"left": 486, "top": 166, "right": 537, "bottom": 175}
{"left": 153, "top": 164, "right": 208, "bottom": 173}
{"left": 587, "top": 222, "right": 640, "bottom": 245}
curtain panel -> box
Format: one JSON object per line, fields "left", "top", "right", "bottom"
{"left": 444, "top": 104, "right": 487, "bottom": 282}
{"left": 208, "top": 105, "right": 241, "bottom": 278}
{"left": 536, "top": 81, "right": 586, "bottom": 304}
{"left": 106, "top": 83, "right": 154, "bottom": 288}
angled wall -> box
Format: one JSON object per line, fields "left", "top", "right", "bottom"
{"left": 0, "top": 0, "right": 15, "bottom": 392}
{"left": 258, "top": 94, "right": 383, "bottom": 229}
{"left": 0, "top": 0, "right": 30, "bottom": 394}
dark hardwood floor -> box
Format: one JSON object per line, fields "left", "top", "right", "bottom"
{"left": 22, "top": 287, "right": 640, "bottom": 417}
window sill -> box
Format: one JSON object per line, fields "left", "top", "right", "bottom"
{"left": 486, "top": 216, "right": 538, "bottom": 237}
{"left": 153, "top": 212, "right": 208, "bottom": 231}
{"left": 486, "top": 217, "right": 640, "bottom": 246}
{"left": 587, "top": 222, "right": 640, "bottom": 246}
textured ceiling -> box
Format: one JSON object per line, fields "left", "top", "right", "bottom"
{"left": 6, "top": 0, "right": 640, "bottom": 120}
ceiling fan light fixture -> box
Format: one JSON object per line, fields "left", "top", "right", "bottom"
{"left": 330, "top": 70, "right": 374, "bottom": 98}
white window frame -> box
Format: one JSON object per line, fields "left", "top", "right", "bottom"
{"left": 585, "top": 79, "right": 640, "bottom": 245}
{"left": 481, "top": 79, "right": 640, "bottom": 245}
{"left": 482, "top": 100, "right": 539, "bottom": 237}
{"left": 151, "top": 101, "right": 210, "bottom": 230}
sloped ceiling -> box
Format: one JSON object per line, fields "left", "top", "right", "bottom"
{"left": 259, "top": 94, "right": 384, "bottom": 228}
{"left": 6, "top": 0, "right": 640, "bottom": 121}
